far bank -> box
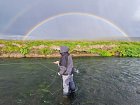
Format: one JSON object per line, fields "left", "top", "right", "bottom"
{"left": 0, "top": 40, "right": 140, "bottom": 58}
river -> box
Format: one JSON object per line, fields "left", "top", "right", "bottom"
{"left": 0, "top": 57, "right": 140, "bottom": 105}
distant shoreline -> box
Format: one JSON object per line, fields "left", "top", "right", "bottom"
{"left": 0, "top": 53, "right": 99, "bottom": 58}
{"left": 0, "top": 40, "right": 140, "bottom": 58}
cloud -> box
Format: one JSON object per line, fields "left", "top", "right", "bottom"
{"left": 133, "top": 6, "right": 140, "bottom": 21}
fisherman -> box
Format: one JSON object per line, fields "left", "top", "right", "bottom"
{"left": 53, "top": 46, "right": 76, "bottom": 97}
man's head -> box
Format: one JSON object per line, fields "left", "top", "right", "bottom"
{"left": 59, "top": 46, "right": 69, "bottom": 54}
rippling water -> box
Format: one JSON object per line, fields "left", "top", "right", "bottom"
{"left": 0, "top": 57, "right": 140, "bottom": 105}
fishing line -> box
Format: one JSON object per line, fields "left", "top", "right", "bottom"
{"left": 0, "top": 61, "right": 61, "bottom": 96}
{"left": 39, "top": 63, "right": 59, "bottom": 89}
{"left": 0, "top": 61, "right": 79, "bottom": 97}
{"left": 0, "top": 62, "right": 40, "bottom": 66}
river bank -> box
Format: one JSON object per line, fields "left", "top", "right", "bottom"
{"left": 0, "top": 40, "right": 140, "bottom": 58}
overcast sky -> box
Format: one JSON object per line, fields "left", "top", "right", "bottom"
{"left": 0, "top": 0, "right": 140, "bottom": 40}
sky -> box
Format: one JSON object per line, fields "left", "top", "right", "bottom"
{"left": 0, "top": 0, "right": 140, "bottom": 40}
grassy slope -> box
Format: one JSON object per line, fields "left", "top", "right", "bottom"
{"left": 0, "top": 40, "right": 140, "bottom": 57}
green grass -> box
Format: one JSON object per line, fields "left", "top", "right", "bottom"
{"left": 0, "top": 40, "right": 140, "bottom": 57}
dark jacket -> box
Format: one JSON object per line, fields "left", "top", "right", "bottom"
{"left": 59, "top": 46, "right": 73, "bottom": 75}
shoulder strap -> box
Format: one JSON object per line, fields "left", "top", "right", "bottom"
{"left": 66, "top": 55, "right": 69, "bottom": 68}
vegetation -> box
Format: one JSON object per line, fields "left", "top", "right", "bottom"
{"left": 0, "top": 40, "right": 140, "bottom": 57}
{"left": 20, "top": 47, "right": 29, "bottom": 55}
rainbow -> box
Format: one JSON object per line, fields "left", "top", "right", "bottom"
{"left": 3, "top": 1, "right": 40, "bottom": 33}
{"left": 23, "top": 12, "right": 130, "bottom": 40}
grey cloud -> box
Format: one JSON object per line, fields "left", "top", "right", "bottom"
{"left": 0, "top": 0, "right": 140, "bottom": 39}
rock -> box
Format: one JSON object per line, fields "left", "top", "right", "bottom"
{"left": 1, "top": 54, "right": 9, "bottom": 57}
{"left": 74, "top": 46, "right": 88, "bottom": 52}
{"left": 25, "top": 54, "right": 46, "bottom": 57}
{"left": 115, "top": 51, "right": 121, "bottom": 56}
{"left": 76, "top": 45, "right": 81, "bottom": 48}
{"left": 12, "top": 43, "right": 22, "bottom": 47}
{"left": 9, "top": 53, "right": 25, "bottom": 58}
{"left": 50, "top": 46, "right": 60, "bottom": 50}
{"left": 0, "top": 44, "right": 5, "bottom": 47}
{"left": 89, "top": 45, "right": 117, "bottom": 50}
{"left": 32, "top": 45, "right": 48, "bottom": 49}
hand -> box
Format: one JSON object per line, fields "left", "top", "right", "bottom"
{"left": 58, "top": 72, "right": 60, "bottom": 76}
{"left": 53, "top": 61, "right": 59, "bottom": 64}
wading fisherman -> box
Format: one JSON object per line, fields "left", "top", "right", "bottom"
{"left": 53, "top": 46, "right": 76, "bottom": 97}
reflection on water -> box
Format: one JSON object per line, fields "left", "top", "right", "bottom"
{"left": 0, "top": 57, "right": 140, "bottom": 105}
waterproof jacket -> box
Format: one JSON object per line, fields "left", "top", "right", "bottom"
{"left": 59, "top": 46, "right": 74, "bottom": 75}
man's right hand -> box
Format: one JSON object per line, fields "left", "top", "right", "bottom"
{"left": 53, "top": 61, "right": 59, "bottom": 65}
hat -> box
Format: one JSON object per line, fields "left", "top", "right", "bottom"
{"left": 60, "top": 46, "right": 69, "bottom": 53}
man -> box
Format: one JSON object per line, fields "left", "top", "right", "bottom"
{"left": 53, "top": 46, "right": 75, "bottom": 96}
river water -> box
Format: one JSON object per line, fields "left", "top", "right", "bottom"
{"left": 0, "top": 57, "right": 140, "bottom": 105}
